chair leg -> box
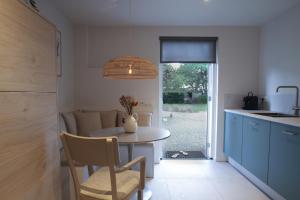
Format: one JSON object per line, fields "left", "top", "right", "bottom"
{"left": 138, "top": 190, "right": 143, "bottom": 200}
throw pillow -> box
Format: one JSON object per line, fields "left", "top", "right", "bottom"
{"left": 137, "top": 112, "right": 152, "bottom": 127}
{"left": 74, "top": 111, "right": 102, "bottom": 136}
{"left": 100, "top": 110, "right": 118, "bottom": 128}
{"left": 62, "top": 112, "right": 78, "bottom": 134}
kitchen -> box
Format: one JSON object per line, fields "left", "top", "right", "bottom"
{"left": 0, "top": 0, "right": 300, "bottom": 200}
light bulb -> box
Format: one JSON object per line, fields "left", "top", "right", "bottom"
{"left": 128, "top": 64, "right": 133, "bottom": 74}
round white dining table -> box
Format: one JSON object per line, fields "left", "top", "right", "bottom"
{"left": 90, "top": 126, "right": 170, "bottom": 143}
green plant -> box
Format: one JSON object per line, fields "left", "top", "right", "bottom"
{"left": 163, "top": 63, "right": 208, "bottom": 95}
{"left": 163, "top": 92, "right": 184, "bottom": 104}
{"left": 193, "top": 95, "right": 208, "bottom": 104}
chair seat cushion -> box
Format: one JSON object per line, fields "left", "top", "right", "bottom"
{"left": 80, "top": 167, "right": 140, "bottom": 200}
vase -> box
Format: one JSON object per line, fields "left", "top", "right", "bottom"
{"left": 123, "top": 115, "right": 138, "bottom": 133}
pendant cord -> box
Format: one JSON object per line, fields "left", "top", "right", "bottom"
{"left": 130, "top": 0, "right": 133, "bottom": 48}
{"left": 129, "top": 0, "right": 134, "bottom": 71}
{"left": 129, "top": 0, "right": 132, "bottom": 22}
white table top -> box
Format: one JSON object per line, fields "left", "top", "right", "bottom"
{"left": 90, "top": 127, "right": 171, "bottom": 144}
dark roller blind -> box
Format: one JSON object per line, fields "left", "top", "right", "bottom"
{"left": 160, "top": 37, "right": 217, "bottom": 63}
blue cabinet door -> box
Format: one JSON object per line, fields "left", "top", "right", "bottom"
{"left": 268, "top": 123, "right": 300, "bottom": 200}
{"left": 224, "top": 112, "right": 243, "bottom": 164}
{"left": 242, "top": 117, "right": 270, "bottom": 183}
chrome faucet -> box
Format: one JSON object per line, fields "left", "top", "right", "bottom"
{"left": 276, "top": 86, "right": 300, "bottom": 116}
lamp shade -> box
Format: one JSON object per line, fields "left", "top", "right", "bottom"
{"left": 103, "top": 56, "right": 158, "bottom": 80}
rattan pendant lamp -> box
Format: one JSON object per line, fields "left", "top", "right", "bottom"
{"left": 102, "top": 0, "right": 158, "bottom": 80}
{"left": 103, "top": 56, "right": 158, "bottom": 79}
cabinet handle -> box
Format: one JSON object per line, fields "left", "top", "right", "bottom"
{"left": 282, "top": 131, "right": 298, "bottom": 136}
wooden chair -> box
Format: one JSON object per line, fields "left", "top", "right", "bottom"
{"left": 60, "top": 132, "right": 146, "bottom": 200}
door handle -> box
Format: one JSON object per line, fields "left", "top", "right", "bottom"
{"left": 282, "top": 131, "right": 298, "bottom": 136}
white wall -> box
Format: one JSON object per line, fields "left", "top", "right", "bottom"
{"left": 33, "top": 1, "right": 75, "bottom": 199}
{"left": 37, "top": 0, "right": 75, "bottom": 111}
{"left": 74, "top": 26, "right": 260, "bottom": 161}
{"left": 259, "top": 4, "right": 300, "bottom": 112}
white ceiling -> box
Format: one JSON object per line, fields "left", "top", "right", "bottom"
{"left": 52, "top": 0, "right": 300, "bottom": 26}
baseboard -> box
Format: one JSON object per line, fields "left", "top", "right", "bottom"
{"left": 228, "top": 158, "right": 285, "bottom": 200}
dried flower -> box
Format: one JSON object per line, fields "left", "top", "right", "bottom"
{"left": 119, "top": 95, "right": 138, "bottom": 116}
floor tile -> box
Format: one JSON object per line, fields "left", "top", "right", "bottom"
{"left": 146, "top": 179, "right": 171, "bottom": 200}
{"left": 131, "top": 160, "right": 270, "bottom": 200}
{"left": 166, "top": 178, "right": 222, "bottom": 200}
{"left": 211, "top": 177, "right": 270, "bottom": 200}
{"left": 154, "top": 160, "right": 207, "bottom": 178}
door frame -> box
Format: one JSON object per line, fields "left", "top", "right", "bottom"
{"left": 207, "top": 64, "right": 218, "bottom": 159}
{"left": 158, "top": 63, "right": 218, "bottom": 159}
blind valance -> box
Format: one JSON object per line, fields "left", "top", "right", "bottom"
{"left": 160, "top": 37, "right": 217, "bottom": 63}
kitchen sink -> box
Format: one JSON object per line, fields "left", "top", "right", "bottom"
{"left": 252, "top": 112, "right": 299, "bottom": 118}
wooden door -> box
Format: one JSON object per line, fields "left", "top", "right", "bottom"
{"left": 0, "top": 1, "right": 60, "bottom": 200}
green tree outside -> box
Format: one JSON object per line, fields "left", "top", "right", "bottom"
{"left": 177, "top": 63, "right": 208, "bottom": 95}
{"left": 163, "top": 63, "right": 208, "bottom": 105}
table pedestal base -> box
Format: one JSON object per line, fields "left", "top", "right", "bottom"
{"left": 132, "top": 186, "right": 152, "bottom": 200}
{"left": 143, "top": 187, "right": 152, "bottom": 200}
{"left": 127, "top": 144, "right": 152, "bottom": 199}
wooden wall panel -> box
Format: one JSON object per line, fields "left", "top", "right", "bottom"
{"left": 0, "top": 1, "right": 61, "bottom": 200}
{"left": 0, "top": 92, "right": 60, "bottom": 200}
{"left": 0, "top": 0, "right": 56, "bottom": 92}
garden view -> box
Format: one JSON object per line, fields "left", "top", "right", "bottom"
{"left": 162, "top": 63, "right": 208, "bottom": 159}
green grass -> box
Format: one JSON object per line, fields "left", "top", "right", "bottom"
{"left": 163, "top": 103, "right": 208, "bottom": 113}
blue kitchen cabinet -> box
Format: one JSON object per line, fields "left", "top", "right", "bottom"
{"left": 268, "top": 122, "right": 300, "bottom": 200}
{"left": 242, "top": 117, "right": 270, "bottom": 183}
{"left": 224, "top": 112, "right": 243, "bottom": 164}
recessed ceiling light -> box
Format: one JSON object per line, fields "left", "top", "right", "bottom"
{"left": 203, "top": 0, "right": 210, "bottom": 2}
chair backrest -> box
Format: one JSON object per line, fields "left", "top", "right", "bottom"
{"left": 61, "top": 131, "right": 119, "bottom": 166}
{"left": 61, "top": 132, "right": 120, "bottom": 199}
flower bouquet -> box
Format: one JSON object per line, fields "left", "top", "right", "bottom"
{"left": 119, "top": 95, "right": 138, "bottom": 115}
{"left": 119, "top": 95, "right": 139, "bottom": 133}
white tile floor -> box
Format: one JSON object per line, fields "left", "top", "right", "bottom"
{"left": 143, "top": 160, "right": 270, "bottom": 200}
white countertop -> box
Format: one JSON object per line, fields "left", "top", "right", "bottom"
{"left": 225, "top": 109, "right": 300, "bottom": 128}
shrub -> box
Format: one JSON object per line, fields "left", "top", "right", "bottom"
{"left": 163, "top": 92, "right": 184, "bottom": 104}
{"left": 193, "top": 95, "right": 208, "bottom": 104}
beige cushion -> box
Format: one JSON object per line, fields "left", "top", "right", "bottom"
{"left": 61, "top": 112, "right": 77, "bottom": 134}
{"left": 117, "top": 111, "right": 126, "bottom": 127}
{"left": 100, "top": 110, "right": 118, "bottom": 128}
{"left": 75, "top": 111, "right": 102, "bottom": 136}
{"left": 80, "top": 167, "right": 140, "bottom": 200}
{"left": 137, "top": 112, "right": 152, "bottom": 127}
